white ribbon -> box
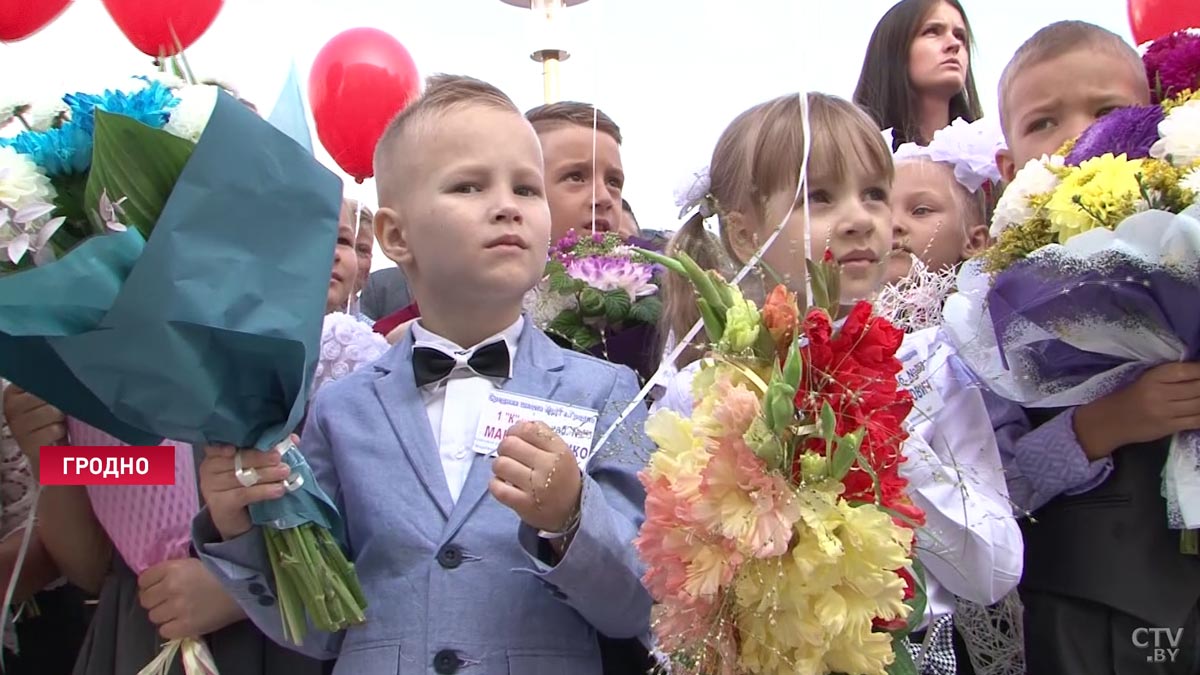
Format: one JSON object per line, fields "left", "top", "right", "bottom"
{"left": 137, "top": 637, "right": 220, "bottom": 675}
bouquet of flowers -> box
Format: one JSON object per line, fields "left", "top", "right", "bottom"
{"left": 944, "top": 29, "right": 1200, "bottom": 548}
{"left": 0, "top": 72, "right": 364, "bottom": 645}
{"left": 524, "top": 229, "right": 663, "bottom": 380}
{"left": 634, "top": 249, "right": 927, "bottom": 675}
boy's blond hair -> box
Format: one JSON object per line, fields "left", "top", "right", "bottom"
{"left": 525, "top": 101, "right": 623, "bottom": 145}
{"left": 373, "top": 74, "right": 522, "bottom": 203}
{"left": 998, "top": 21, "right": 1147, "bottom": 137}
{"left": 341, "top": 198, "right": 375, "bottom": 228}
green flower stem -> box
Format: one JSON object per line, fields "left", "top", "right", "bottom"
{"left": 678, "top": 253, "right": 728, "bottom": 321}
{"left": 263, "top": 523, "right": 367, "bottom": 644}
{"left": 264, "top": 529, "right": 308, "bottom": 644}
{"left": 318, "top": 527, "right": 367, "bottom": 610}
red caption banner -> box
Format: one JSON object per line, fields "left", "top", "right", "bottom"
{"left": 39, "top": 446, "right": 176, "bottom": 486}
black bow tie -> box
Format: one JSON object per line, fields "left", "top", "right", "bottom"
{"left": 412, "top": 340, "right": 511, "bottom": 388}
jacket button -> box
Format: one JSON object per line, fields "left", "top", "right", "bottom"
{"left": 248, "top": 582, "right": 267, "bottom": 596}
{"left": 433, "top": 649, "right": 461, "bottom": 674}
{"left": 437, "top": 544, "right": 463, "bottom": 569}
{"left": 256, "top": 594, "right": 275, "bottom": 607}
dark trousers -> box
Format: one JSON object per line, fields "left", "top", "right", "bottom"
{"left": 1023, "top": 589, "right": 1200, "bottom": 675}
{"left": 599, "top": 635, "right": 655, "bottom": 675}
{"left": 2, "top": 584, "right": 93, "bottom": 675}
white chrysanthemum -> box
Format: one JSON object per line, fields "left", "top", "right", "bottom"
{"left": 0, "top": 146, "right": 55, "bottom": 211}
{"left": 21, "top": 98, "right": 69, "bottom": 132}
{"left": 989, "top": 155, "right": 1064, "bottom": 238}
{"left": 1182, "top": 167, "right": 1200, "bottom": 196}
{"left": 1151, "top": 100, "right": 1200, "bottom": 166}
{"left": 0, "top": 99, "right": 27, "bottom": 130}
{"left": 163, "top": 84, "right": 219, "bottom": 143}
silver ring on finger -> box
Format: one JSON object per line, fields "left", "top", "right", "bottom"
{"left": 233, "top": 452, "right": 261, "bottom": 488}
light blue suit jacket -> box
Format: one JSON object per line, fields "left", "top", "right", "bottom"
{"left": 194, "top": 322, "right": 652, "bottom": 675}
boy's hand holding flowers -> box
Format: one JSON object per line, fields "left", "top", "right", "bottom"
{"left": 490, "top": 421, "right": 583, "bottom": 538}
{"left": 198, "top": 444, "right": 292, "bottom": 541}
{"left": 1075, "top": 362, "right": 1200, "bottom": 460}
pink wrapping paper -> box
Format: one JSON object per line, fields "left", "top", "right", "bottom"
{"left": 67, "top": 418, "right": 196, "bottom": 574}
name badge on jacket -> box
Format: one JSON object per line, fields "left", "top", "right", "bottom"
{"left": 474, "top": 391, "right": 599, "bottom": 469}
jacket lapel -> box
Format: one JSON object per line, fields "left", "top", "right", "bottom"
{"left": 373, "top": 333, "right": 454, "bottom": 519}
{"left": 443, "top": 323, "right": 564, "bottom": 538}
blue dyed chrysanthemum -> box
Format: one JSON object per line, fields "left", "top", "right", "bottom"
{"left": 0, "top": 125, "right": 93, "bottom": 176}
{"left": 0, "top": 81, "right": 180, "bottom": 177}
{"left": 64, "top": 80, "right": 180, "bottom": 136}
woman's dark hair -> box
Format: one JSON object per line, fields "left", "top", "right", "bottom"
{"left": 853, "top": 0, "right": 982, "bottom": 148}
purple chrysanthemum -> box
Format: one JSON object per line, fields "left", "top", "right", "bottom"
{"left": 565, "top": 256, "right": 658, "bottom": 300}
{"left": 1065, "top": 105, "right": 1164, "bottom": 166}
{"left": 1144, "top": 31, "right": 1200, "bottom": 104}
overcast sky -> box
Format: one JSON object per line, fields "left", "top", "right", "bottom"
{"left": 2, "top": 0, "right": 1131, "bottom": 271}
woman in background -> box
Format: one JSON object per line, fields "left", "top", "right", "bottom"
{"left": 854, "top": 0, "right": 983, "bottom": 148}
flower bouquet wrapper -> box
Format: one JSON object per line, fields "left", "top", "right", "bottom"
{"left": 0, "top": 91, "right": 362, "bottom": 641}
{"left": 68, "top": 418, "right": 218, "bottom": 675}
{"left": 946, "top": 207, "right": 1200, "bottom": 537}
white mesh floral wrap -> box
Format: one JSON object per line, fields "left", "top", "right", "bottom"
{"left": 874, "top": 259, "right": 959, "bottom": 333}
{"left": 312, "top": 312, "right": 389, "bottom": 399}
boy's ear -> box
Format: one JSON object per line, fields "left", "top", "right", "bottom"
{"left": 375, "top": 207, "right": 412, "bottom": 268}
{"left": 962, "top": 223, "right": 991, "bottom": 258}
{"left": 996, "top": 148, "right": 1017, "bottom": 184}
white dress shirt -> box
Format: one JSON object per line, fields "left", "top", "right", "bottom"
{"left": 653, "top": 327, "right": 1023, "bottom": 629}
{"left": 410, "top": 317, "right": 524, "bottom": 502}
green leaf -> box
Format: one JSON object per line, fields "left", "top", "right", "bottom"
{"left": 49, "top": 172, "right": 91, "bottom": 230}
{"left": 830, "top": 429, "right": 862, "bottom": 481}
{"left": 887, "top": 637, "right": 919, "bottom": 675}
{"left": 85, "top": 109, "right": 197, "bottom": 239}
{"left": 570, "top": 325, "right": 602, "bottom": 350}
{"left": 547, "top": 309, "right": 584, "bottom": 339}
{"left": 781, "top": 336, "right": 803, "bottom": 388}
{"left": 602, "top": 289, "right": 633, "bottom": 323}
{"left": 819, "top": 402, "right": 837, "bottom": 440}
{"left": 696, "top": 298, "right": 725, "bottom": 343}
{"left": 578, "top": 287, "right": 605, "bottom": 317}
{"left": 766, "top": 382, "right": 796, "bottom": 432}
{"left": 628, "top": 295, "right": 662, "bottom": 324}
{"left": 900, "top": 560, "right": 928, "bottom": 638}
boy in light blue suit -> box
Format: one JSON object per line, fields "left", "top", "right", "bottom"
{"left": 193, "top": 75, "right": 653, "bottom": 675}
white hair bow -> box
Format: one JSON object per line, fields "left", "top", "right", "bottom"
{"left": 674, "top": 165, "right": 714, "bottom": 220}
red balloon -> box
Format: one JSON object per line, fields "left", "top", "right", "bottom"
{"left": 1128, "top": 0, "right": 1200, "bottom": 45}
{"left": 101, "top": 0, "right": 223, "bottom": 57}
{"left": 0, "top": 0, "right": 72, "bottom": 42}
{"left": 309, "top": 28, "right": 420, "bottom": 182}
